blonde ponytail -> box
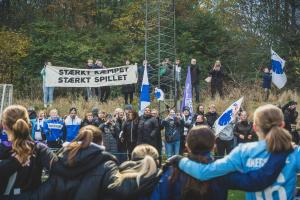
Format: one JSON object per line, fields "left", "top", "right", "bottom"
{"left": 265, "top": 126, "right": 292, "bottom": 153}
{"left": 254, "top": 104, "right": 293, "bottom": 153}
{"left": 66, "top": 128, "right": 94, "bottom": 166}
{"left": 109, "top": 144, "right": 159, "bottom": 188}
{"left": 2, "top": 105, "right": 34, "bottom": 164}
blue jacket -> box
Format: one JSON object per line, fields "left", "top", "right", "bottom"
{"left": 30, "top": 118, "right": 37, "bottom": 139}
{"left": 150, "top": 151, "right": 289, "bottom": 200}
{"left": 262, "top": 72, "right": 272, "bottom": 89}
{"left": 43, "top": 118, "right": 65, "bottom": 142}
{"left": 32, "top": 118, "right": 45, "bottom": 141}
{"left": 179, "top": 141, "right": 296, "bottom": 200}
{"left": 64, "top": 116, "right": 82, "bottom": 142}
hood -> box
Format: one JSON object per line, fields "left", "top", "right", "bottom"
{"left": 52, "top": 143, "right": 117, "bottom": 178}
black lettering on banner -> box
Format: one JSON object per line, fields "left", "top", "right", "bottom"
{"left": 122, "top": 74, "right": 127, "bottom": 80}
{"left": 59, "top": 70, "right": 64, "bottom": 75}
{"left": 58, "top": 77, "right": 63, "bottom": 83}
{"left": 100, "top": 77, "right": 105, "bottom": 82}
{"left": 75, "top": 78, "right": 80, "bottom": 83}
{"left": 118, "top": 75, "right": 123, "bottom": 80}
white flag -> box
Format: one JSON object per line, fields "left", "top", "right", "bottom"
{"left": 214, "top": 97, "right": 244, "bottom": 136}
{"left": 271, "top": 49, "right": 287, "bottom": 89}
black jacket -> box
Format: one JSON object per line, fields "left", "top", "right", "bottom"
{"left": 115, "top": 118, "right": 126, "bottom": 152}
{"left": 190, "top": 64, "right": 200, "bottom": 85}
{"left": 121, "top": 84, "right": 135, "bottom": 94}
{"left": 122, "top": 120, "right": 139, "bottom": 144}
{"left": 205, "top": 112, "right": 219, "bottom": 128}
{"left": 100, "top": 123, "right": 118, "bottom": 153}
{"left": 284, "top": 108, "right": 298, "bottom": 132}
{"left": 0, "top": 142, "right": 55, "bottom": 194}
{"left": 8, "top": 144, "right": 149, "bottom": 200}
{"left": 209, "top": 68, "right": 224, "bottom": 87}
{"left": 137, "top": 115, "right": 159, "bottom": 149}
{"left": 234, "top": 121, "right": 255, "bottom": 143}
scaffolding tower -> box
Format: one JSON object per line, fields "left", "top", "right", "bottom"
{"left": 145, "top": 0, "right": 176, "bottom": 113}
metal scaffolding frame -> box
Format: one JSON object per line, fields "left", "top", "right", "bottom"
{"left": 0, "top": 84, "right": 13, "bottom": 117}
{"left": 145, "top": 0, "right": 176, "bottom": 113}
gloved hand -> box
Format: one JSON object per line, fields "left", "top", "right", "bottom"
{"left": 165, "top": 155, "right": 184, "bottom": 168}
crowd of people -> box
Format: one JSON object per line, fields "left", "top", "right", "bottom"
{"left": 0, "top": 102, "right": 299, "bottom": 199}
{"left": 41, "top": 58, "right": 228, "bottom": 108}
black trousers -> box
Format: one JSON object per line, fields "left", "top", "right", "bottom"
{"left": 211, "top": 84, "right": 223, "bottom": 98}
{"left": 192, "top": 83, "right": 200, "bottom": 102}
{"left": 100, "top": 87, "right": 110, "bottom": 102}
{"left": 124, "top": 92, "right": 134, "bottom": 104}
{"left": 216, "top": 138, "right": 234, "bottom": 157}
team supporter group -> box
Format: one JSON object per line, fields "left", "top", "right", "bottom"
{"left": 0, "top": 58, "right": 299, "bottom": 200}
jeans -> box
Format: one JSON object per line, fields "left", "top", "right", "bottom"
{"left": 192, "top": 84, "right": 200, "bottom": 102}
{"left": 43, "top": 86, "right": 54, "bottom": 105}
{"left": 85, "top": 87, "right": 92, "bottom": 101}
{"left": 165, "top": 140, "right": 180, "bottom": 158}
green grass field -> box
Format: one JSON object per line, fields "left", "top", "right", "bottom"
{"left": 229, "top": 191, "right": 245, "bottom": 200}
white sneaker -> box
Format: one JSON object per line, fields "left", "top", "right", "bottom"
{"left": 44, "top": 104, "right": 47, "bottom": 108}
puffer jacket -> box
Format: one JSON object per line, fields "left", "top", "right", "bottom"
{"left": 7, "top": 143, "right": 155, "bottom": 200}
{"left": 100, "top": 123, "right": 118, "bottom": 154}
{"left": 137, "top": 116, "right": 159, "bottom": 149}
{"left": 122, "top": 120, "right": 139, "bottom": 144}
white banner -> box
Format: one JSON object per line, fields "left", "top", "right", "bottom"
{"left": 45, "top": 65, "right": 138, "bottom": 87}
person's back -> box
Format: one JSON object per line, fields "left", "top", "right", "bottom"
{"left": 177, "top": 104, "right": 298, "bottom": 200}
{"left": 48, "top": 143, "right": 119, "bottom": 200}
{"left": 230, "top": 140, "right": 300, "bottom": 200}
{"left": 0, "top": 105, "right": 55, "bottom": 195}
{"left": 151, "top": 166, "right": 226, "bottom": 200}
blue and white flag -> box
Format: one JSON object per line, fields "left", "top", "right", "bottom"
{"left": 154, "top": 87, "right": 165, "bottom": 101}
{"left": 214, "top": 97, "right": 244, "bottom": 136}
{"left": 139, "top": 65, "right": 151, "bottom": 115}
{"left": 271, "top": 49, "right": 287, "bottom": 89}
{"left": 181, "top": 66, "right": 193, "bottom": 114}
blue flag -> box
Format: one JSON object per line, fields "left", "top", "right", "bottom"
{"left": 181, "top": 66, "right": 193, "bottom": 114}
{"left": 139, "top": 65, "right": 151, "bottom": 115}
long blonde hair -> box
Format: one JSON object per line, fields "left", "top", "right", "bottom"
{"left": 109, "top": 144, "right": 159, "bottom": 188}
{"left": 254, "top": 104, "right": 292, "bottom": 153}
{"left": 2, "top": 105, "right": 34, "bottom": 164}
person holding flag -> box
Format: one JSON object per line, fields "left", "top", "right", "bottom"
{"left": 213, "top": 98, "right": 243, "bottom": 156}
